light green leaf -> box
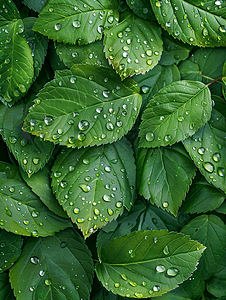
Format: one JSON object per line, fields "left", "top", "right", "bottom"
{"left": 139, "top": 80, "right": 212, "bottom": 148}
{"left": 183, "top": 103, "right": 226, "bottom": 193}
{"left": 0, "top": 229, "right": 23, "bottom": 273}
{"left": 133, "top": 64, "right": 180, "bottom": 112}
{"left": 0, "top": 273, "right": 15, "bottom": 300}
{"left": 0, "top": 1, "right": 34, "bottom": 103}
{"left": 95, "top": 230, "right": 205, "bottom": 298}
{"left": 181, "top": 214, "right": 226, "bottom": 280}
{"left": 137, "top": 143, "right": 196, "bottom": 216}
{"left": 20, "top": 166, "right": 68, "bottom": 218}
{"left": 0, "top": 162, "right": 72, "bottom": 237}
{"left": 51, "top": 138, "right": 136, "bottom": 238}
{"left": 151, "top": 0, "right": 226, "bottom": 47}
{"left": 181, "top": 172, "right": 225, "bottom": 214}
{"left": 9, "top": 228, "right": 94, "bottom": 300}
{"left": 23, "top": 0, "right": 47, "bottom": 12}
{"left": 0, "top": 103, "right": 54, "bottom": 177}
{"left": 23, "top": 65, "right": 142, "bottom": 148}
{"left": 33, "top": 0, "right": 119, "bottom": 45}
{"left": 104, "top": 11, "right": 163, "bottom": 79}
{"left": 126, "top": 0, "right": 155, "bottom": 21}
{"left": 56, "top": 40, "right": 109, "bottom": 69}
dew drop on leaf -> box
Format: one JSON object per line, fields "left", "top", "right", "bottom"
{"left": 212, "top": 153, "right": 221, "bottom": 162}
{"left": 9, "top": 136, "right": 17, "bottom": 144}
{"left": 218, "top": 167, "right": 225, "bottom": 177}
{"left": 60, "top": 242, "right": 68, "bottom": 248}
{"left": 30, "top": 256, "right": 39, "bottom": 264}
{"left": 198, "top": 147, "right": 205, "bottom": 155}
{"left": 60, "top": 181, "right": 68, "bottom": 188}
{"left": 55, "top": 23, "right": 61, "bottom": 31}
{"left": 156, "top": 265, "right": 165, "bottom": 273}
{"left": 203, "top": 162, "right": 214, "bottom": 173}
{"left": 163, "top": 245, "right": 169, "bottom": 255}
{"left": 39, "top": 270, "right": 45, "bottom": 276}
{"left": 45, "top": 279, "right": 52, "bottom": 286}
{"left": 153, "top": 285, "right": 160, "bottom": 292}
{"left": 103, "top": 194, "right": 111, "bottom": 202}
{"left": 72, "top": 20, "right": 81, "bottom": 28}
{"left": 78, "top": 133, "right": 86, "bottom": 141}
{"left": 79, "top": 184, "right": 90, "bottom": 192}
{"left": 162, "top": 201, "right": 169, "bottom": 208}
{"left": 145, "top": 132, "right": 155, "bottom": 141}
{"left": 167, "top": 268, "right": 179, "bottom": 276}
{"left": 106, "top": 122, "right": 114, "bottom": 131}
{"left": 44, "top": 116, "right": 53, "bottom": 126}
{"left": 116, "top": 201, "right": 122, "bottom": 208}
{"left": 77, "top": 218, "right": 85, "bottom": 223}
{"left": 73, "top": 208, "right": 80, "bottom": 214}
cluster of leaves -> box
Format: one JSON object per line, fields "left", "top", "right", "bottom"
{"left": 0, "top": 0, "right": 226, "bottom": 299}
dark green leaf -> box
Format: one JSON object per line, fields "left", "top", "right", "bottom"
{"left": 104, "top": 11, "right": 163, "bottom": 79}
{"left": 95, "top": 230, "right": 205, "bottom": 298}
{"left": 33, "top": 0, "right": 119, "bottom": 45}
{"left": 9, "top": 228, "right": 94, "bottom": 300}
{"left": 151, "top": 0, "right": 226, "bottom": 47}
{"left": 0, "top": 229, "right": 23, "bottom": 273}
{"left": 0, "top": 272, "right": 15, "bottom": 300}
{"left": 181, "top": 172, "right": 225, "bottom": 214}
{"left": 23, "top": 0, "right": 47, "bottom": 12}
{"left": 126, "top": 0, "right": 155, "bottom": 21}
{"left": 137, "top": 143, "right": 196, "bottom": 216}
{"left": 51, "top": 138, "right": 136, "bottom": 238}
{"left": 0, "top": 0, "right": 34, "bottom": 103}
{"left": 0, "top": 162, "right": 71, "bottom": 237}
{"left": 23, "top": 65, "right": 142, "bottom": 148}
{"left": 139, "top": 80, "right": 212, "bottom": 148}
{"left": 216, "top": 200, "right": 226, "bottom": 214}
{"left": 181, "top": 214, "right": 226, "bottom": 280}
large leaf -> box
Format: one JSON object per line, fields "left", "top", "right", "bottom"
{"left": 126, "top": 0, "right": 155, "bottom": 21}
{"left": 151, "top": 0, "right": 226, "bottom": 47}
{"left": 23, "top": 0, "right": 47, "bottom": 12}
{"left": 104, "top": 11, "right": 163, "bottom": 79}
{"left": 9, "top": 228, "right": 94, "bottom": 300}
{"left": 181, "top": 172, "right": 225, "bottom": 214}
{"left": 95, "top": 230, "right": 205, "bottom": 298}
{"left": 181, "top": 214, "right": 226, "bottom": 280}
{"left": 0, "top": 103, "right": 54, "bottom": 177}
{"left": 51, "top": 138, "right": 136, "bottom": 238}
{"left": 23, "top": 65, "right": 142, "bottom": 148}
{"left": 133, "top": 64, "right": 180, "bottom": 112}
{"left": 0, "top": 273, "right": 15, "bottom": 300}
{"left": 0, "top": 0, "right": 34, "bottom": 104}
{"left": 56, "top": 40, "right": 109, "bottom": 68}
{"left": 183, "top": 103, "right": 226, "bottom": 193}
{"left": 139, "top": 80, "right": 212, "bottom": 148}
{"left": 0, "top": 162, "right": 71, "bottom": 237}
{"left": 137, "top": 143, "right": 196, "bottom": 216}
{"left": 0, "top": 229, "right": 23, "bottom": 273}
{"left": 33, "top": 0, "right": 119, "bottom": 45}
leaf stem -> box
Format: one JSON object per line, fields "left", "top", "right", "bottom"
{"left": 206, "top": 77, "right": 223, "bottom": 87}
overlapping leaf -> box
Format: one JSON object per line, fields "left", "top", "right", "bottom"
{"left": 9, "top": 228, "right": 94, "bottom": 300}
{"left": 126, "top": 0, "right": 155, "bottom": 21}
{"left": 23, "top": 0, "right": 47, "bottom": 12}
{"left": 104, "top": 11, "right": 163, "bottom": 79}
{"left": 0, "top": 273, "right": 15, "bottom": 300}
{"left": 0, "top": 162, "right": 71, "bottom": 237}
{"left": 181, "top": 214, "right": 226, "bottom": 280}
{"left": 23, "top": 65, "right": 142, "bottom": 148}
{"left": 51, "top": 138, "right": 136, "bottom": 238}
{"left": 95, "top": 230, "right": 205, "bottom": 298}
{"left": 151, "top": 0, "right": 226, "bottom": 47}
{"left": 0, "top": 0, "right": 34, "bottom": 104}
{"left": 139, "top": 80, "right": 212, "bottom": 148}
{"left": 33, "top": 0, "right": 119, "bottom": 45}
{"left": 137, "top": 143, "right": 196, "bottom": 216}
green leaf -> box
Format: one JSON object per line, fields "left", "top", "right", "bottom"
{"left": 139, "top": 80, "right": 212, "bottom": 148}
{"left": 0, "top": 161, "right": 21, "bottom": 180}
{"left": 181, "top": 172, "right": 225, "bottom": 214}
{"left": 0, "top": 229, "right": 23, "bottom": 273}
{"left": 0, "top": 162, "right": 72, "bottom": 237}
{"left": 20, "top": 166, "right": 68, "bottom": 218}
{"left": 183, "top": 104, "right": 226, "bottom": 193}
{"left": 133, "top": 64, "right": 180, "bottom": 112}
{"left": 126, "top": 0, "right": 155, "bottom": 21}
{"left": 95, "top": 230, "right": 206, "bottom": 298}
{"left": 56, "top": 40, "right": 110, "bottom": 69}
{"left": 23, "top": 65, "right": 142, "bottom": 148}
{"left": 104, "top": 11, "right": 163, "bottom": 79}
{"left": 0, "top": 1, "right": 34, "bottom": 103}
{"left": 23, "top": 0, "right": 47, "bottom": 12}
{"left": 51, "top": 138, "right": 136, "bottom": 238}
{"left": 0, "top": 103, "right": 55, "bottom": 177}
{"left": 33, "top": 0, "right": 119, "bottom": 45}
{"left": 181, "top": 214, "right": 226, "bottom": 280}
{"left": 137, "top": 143, "right": 196, "bottom": 216}
{"left": 0, "top": 273, "right": 15, "bottom": 300}
{"left": 151, "top": 0, "right": 226, "bottom": 47}
{"left": 216, "top": 200, "right": 226, "bottom": 214}
{"left": 9, "top": 228, "right": 94, "bottom": 300}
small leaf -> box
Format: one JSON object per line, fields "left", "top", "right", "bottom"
{"left": 9, "top": 228, "right": 94, "bottom": 300}
{"left": 104, "top": 11, "right": 163, "bottom": 79}
{"left": 23, "top": 65, "right": 142, "bottom": 148}
{"left": 181, "top": 172, "right": 225, "bottom": 214}
{"left": 0, "top": 272, "right": 16, "bottom": 300}
{"left": 181, "top": 214, "right": 226, "bottom": 280}
{"left": 23, "top": 0, "right": 47, "bottom": 12}
{"left": 0, "top": 0, "right": 34, "bottom": 103}
{"left": 51, "top": 138, "right": 136, "bottom": 238}
{"left": 139, "top": 80, "right": 212, "bottom": 148}
{"left": 151, "top": 0, "right": 226, "bottom": 47}
{"left": 0, "top": 229, "right": 23, "bottom": 273}
{"left": 137, "top": 143, "right": 196, "bottom": 216}
{"left": 95, "top": 230, "right": 205, "bottom": 298}
{"left": 33, "top": 0, "right": 119, "bottom": 45}
{"left": 126, "top": 0, "right": 155, "bottom": 21}
{"left": 0, "top": 162, "right": 72, "bottom": 237}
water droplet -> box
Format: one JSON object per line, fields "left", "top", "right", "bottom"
{"left": 49, "top": 7, "right": 54, "bottom": 12}
{"left": 79, "top": 184, "right": 90, "bottom": 192}
{"left": 78, "top": 133, "right": 86, "bottom": 141}
{"left": 54, "top": 172, "right": 62, "bottom": 178}
{"left": 39, "top": 270, "right": 45, "bottom": 276}
{"left": 30, "top": 256, "right": 39, "bottom": 264}
{"left": 167, "top": 268, "right": 179, "bottom": 276}
{"left": 162, "top": 201, "right": 169, "bottom": 208}
{"left": 32, "top": 158, "right": 39, "bottom": 165}
{"left": 23, "top": 159, "right": 27, "bottom": 165}
{"left": 212, "top": 153, "right": 221, "bottom": 162}
{"left": 147, "top": 59, "right": 153, "bottom": 65}
{"left": 55, "top": 23, "right": 61, "bottom": 31}
{"left": 129, "top": 281, "right": 137, "bottom": 287}
{"left": 198, "top": 147, "right": 205, "bottom": 155}
{"left": 178, "top": 116, "right": 184, "bottom": 122}
{"left": 97, "top": 25, "right": 104, "bottom": 34}
{"left": 60, "top": 181, "right": 68, "bottom": 188}
{"left": 73, "top": 208, "right": 80, "bottom": 214}
{"left": 146, "top": 132, "right": 155, "bottom": 142}
{"left": 163, "top": 245, "right": 169, "bottom": 255}
{"left": 23, "top": 220, "right": 29, "bottom": 225}
{"left": 107, "top": 208, "right": 114, "bottom": 216}
{"left": 78, "top": 120, "right": 89, "bottom": 131}
{"left": 164, "top": 135, "right": 171, "bottom": 142}
{"left": 73, "top": 20, "right": 81, "bottom": 28}
{"left": 44, "top": 116, "right": 53, "bottom": 126}
{"left": 83, "top": 158, "right": 90, "bottom": 165}
{"left": 45, "top": 279, "right": 52, "bottom": 286}
{"left": 104, "top": 166, "right": 111, "bottom": 172}
{"left": 116, "top": 201, "right": 122, "bottom": 208}
{"left": 203, "top": 162, "right": 214, "bottom": 173}
{"left": 218, "top": 167, "right": 225, "bottom": 177}
{"left": 153, "top": 285, "right": 160, "bottom": 292}
{"left": 103, "top": 194, "right": 111, "bottom": 202}
{"left": 32, "top": 210, "right": 39, "bottom": 218}
{"left": 106, "top": 122, "right": 114, "bottom": 131}
{"left": 219, "top": 25, "right": 226, "bottom": 33}
{"left": 77, "top": 218, "right": 85, "bottom": 223}
{"left": 156, "top": 265, "right": 165, "bottom": 273}
{"left": 114, "top": 283, "right": 120, "bottom": 288}
{"left": 60, "top": 242, "right": 68, "bottom": 248}
{"left": 166, "top": 22, "right": 171, "bottom": 27}
{"left": 20, "top": 139, "right": 27, "bottom": 146}
{"left": 5, "top": 58, "right": 10, "bottom": 64}
{"left": 68, "top": 137, "right": 75, "bottom": 144}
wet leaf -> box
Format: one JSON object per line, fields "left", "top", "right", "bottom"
{"left": 126, "top": 0, "right": 155, "bottom": 21}
{"left": 23, "top": 0, "right": 47, "bottom": 12}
